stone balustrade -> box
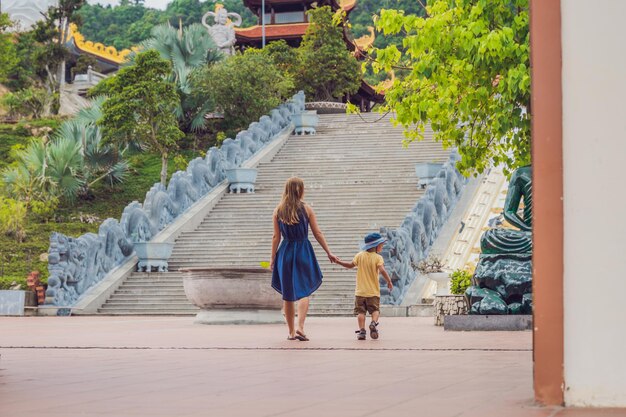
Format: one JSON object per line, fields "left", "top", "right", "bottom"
{"left": 44, "top": 92, "right": 306, "bottom": 306}
{"left": 380, "top": 152, "right": 467, "bottom": 305}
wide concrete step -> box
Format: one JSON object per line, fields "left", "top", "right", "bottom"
{"left": 101, "top": 299, "right": 193, "bottom": 306}
{"left": 180, "top": 227, "right": 402, "bottom": 236}
{"left": 100, "top": 303, "right": 198, "bottom": 309}
{"left": 114, "top": 290, "right": 187, "bottom": 296}
{"left": 116, "top": 283, "right": 185, "bottom": 289}
{"left": 97, "top": 311, "right": 196, "bottom": 316}
{"left": 109, "top": 293, "right": 189, "bottom": 299}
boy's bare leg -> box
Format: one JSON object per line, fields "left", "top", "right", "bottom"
{"left": 357, "top": 313, "right": 366, "bottom": 329}
{"left": 296, "top": 297, "right": 309, "bottom": 334}
{"left": 284, "top": 301, "right": 296, "bottom": 338}
{"left": 371, "top": 310, "right": 380, "bottom": 323}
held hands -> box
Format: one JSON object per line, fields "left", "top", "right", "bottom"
{"left": 327, "top": 252, "right": 340, "bottom": 264}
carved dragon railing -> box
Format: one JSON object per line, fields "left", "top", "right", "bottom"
{"left": 380, "top": 152, "right": 467, "bottom": 304}
{"left": 44, "top": 91, "right": 306, "bottom": 306}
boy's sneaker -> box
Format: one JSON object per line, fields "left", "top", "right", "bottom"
{"left": 355, "top": 328, "right": 366, "bottom": 340}
{"left": 369, "top": 321, "right": 379, "bottom": 340}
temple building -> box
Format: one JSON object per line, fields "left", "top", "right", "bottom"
{"left": 235, "top": 0, "right": 357, "bottom": 48}
{"left": 235, "top": 0, "right": 385, "bottom": 111}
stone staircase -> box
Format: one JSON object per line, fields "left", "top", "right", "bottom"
{"left": 98, "top": 113, "right": 450, "bottom": 315}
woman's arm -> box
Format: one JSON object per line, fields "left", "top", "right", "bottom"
{"left": 305, "top": 205, "right": 338, "bottom": 263}
{"left": 270, "top": 209, "right": 281, "bottom": 271}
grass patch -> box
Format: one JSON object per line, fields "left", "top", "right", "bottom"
{"left": 0, "top": 119, "right": 62, "bottom": 169}
{"left": 59, "top": 149, "right": 198, "bottom": 219}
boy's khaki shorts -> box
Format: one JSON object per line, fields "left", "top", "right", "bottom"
{"left": 354, "top": 296, "right": 380, "bottom": 315}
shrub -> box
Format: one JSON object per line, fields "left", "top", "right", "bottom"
{"left": 450, "top": 269, "right": 473, "bottom": 295}
{"left": 0, "top": 276, "right": 27, "bottom": 290}
{"left": 190, "top": 49, "right": 294, "bottom": 132}
{"left": 31, "top": 196, "right": 60, "bottom": 222}
{"left": 0, "top": 197, "right": 27, "bottom": 242}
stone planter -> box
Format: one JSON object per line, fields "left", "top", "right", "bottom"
{"left": 181, "top": 267, "right": 283, "bottom": 324}
{"left": 0, "top": 290, "right": 36, "bottom": 316}
{"left": 428, "top": 271, "right": 451, "bottom": 296}
{"left": 434, "top": 294, "right": 468, "bottom": 326}
{"left": 225, "top": 168, "right": 258, "bottom": 193}
{"left": 134, "top": 242, "right": 174, "bottom": 272}
{"left": 415, "top": 162, "right": 443, "bottom": 188}
{"left": 292, "top": 111, "right": 319, "bottom": 135}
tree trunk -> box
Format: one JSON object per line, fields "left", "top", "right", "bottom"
{"left": 160, "top": 153, "right": 168, "bottom": 186}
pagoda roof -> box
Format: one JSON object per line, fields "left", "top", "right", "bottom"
{"left": 235, "top": 23, "right": 310, "bottom": 41}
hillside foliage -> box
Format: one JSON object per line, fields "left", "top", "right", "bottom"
{"left": 76, "top": 0, "right": 423, "bottom": 52}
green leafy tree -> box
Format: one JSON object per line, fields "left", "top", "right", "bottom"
{"left": 263, "top": 40, "right": 299, "bottom": 78}
{"left": 98, "top": 50, "right": 184, "bottom": 186}
{"left": 348, "top": 0, "right": 426, "bottom": 42}
{"left": 30, "top": 0, "right": 85, "bottom": 93}
{"left": 0, "top": 13, "right": 19, "bottom": 84}
{"left": 5, "top": 30, "right": 41, "bottom": 90}
{"left": 371, "top": 0, "right": 530, "bottom": 175}
{"left": 165, "top": 0, "right": 255, "bottom": 28}
{"left": 296, "top": 6, "right": 361, "bottom": 101}
{"left": 78, "top": 1, "right": 163, "bottom": 50}
{"left": 190, "top": 49, "right": 294, "bottom": 133}
{"left": 138, "top": 23, "right": 221, "bottom": 131}
{"left": 77, "top": 0, "right": 255, "bottom": 50}
{"left": 0, "top": 87, "right": 55, "bottom": 119}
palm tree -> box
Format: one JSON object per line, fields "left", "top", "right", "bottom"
{"left": 54, "top": 96, "right": 130, "bottom": 189}
{"left": 2, "top": 98, "right": 130, "bottom": 203}
{"left": 3, "top": 136, "right": 84, "bottom": 203}
{"left": 139, "top": 23, "right": 222, "bottom": 131}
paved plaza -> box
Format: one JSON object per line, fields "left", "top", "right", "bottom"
{"left": 0, "top": 317, "right": 623, "bottom": 417}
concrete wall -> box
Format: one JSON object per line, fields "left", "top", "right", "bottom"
{"left": 561, "top": 0, "right": 626, "bottom": 407}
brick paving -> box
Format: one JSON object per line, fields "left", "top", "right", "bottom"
{"left": 0, "top": 317, "right": 623, "bottom": 417}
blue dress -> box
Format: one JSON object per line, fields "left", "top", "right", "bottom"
{"left": 271, "top": 208, "right": 323, "bottom": 301}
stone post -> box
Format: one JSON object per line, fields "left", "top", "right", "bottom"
{"left": 434, "top": 295, "right": 468, "bottom": 326}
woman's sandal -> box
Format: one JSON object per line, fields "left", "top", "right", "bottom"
{"left": 295, "top": 330, "right": 309, "bottom": 341}
{"left": 287, "top": 336, "right": 297, "bottom": 341}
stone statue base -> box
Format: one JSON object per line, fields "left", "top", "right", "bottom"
{"left": 229, "top": 183, "right": 255, "bottom": 193}
{"left": 466, "top": 253, "right": 532, "bottom": 315}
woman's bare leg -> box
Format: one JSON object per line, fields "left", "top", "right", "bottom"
{"left": 297, "top": 297, "right": 310, "bottom": 334}
{"left": 284, "top": 301, "right": 296, "bottom": 338}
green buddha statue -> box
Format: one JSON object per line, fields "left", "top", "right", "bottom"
{"left": 466, "top": 166, "right": 533, "bottom": 315}
{"left": 481, "top": 166, "right": 532, "bottom": 255}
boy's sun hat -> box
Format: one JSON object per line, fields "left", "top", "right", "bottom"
{"left": 361, "top": 232, "right": 387, "bottom": 251}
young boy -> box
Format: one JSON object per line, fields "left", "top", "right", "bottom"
{"left": 335, "top": 232, "right": 393, "bottom": 340}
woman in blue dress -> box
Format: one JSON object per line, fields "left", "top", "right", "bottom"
{"left": 271, "top": 177, "right": 338, "bottom": 341}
